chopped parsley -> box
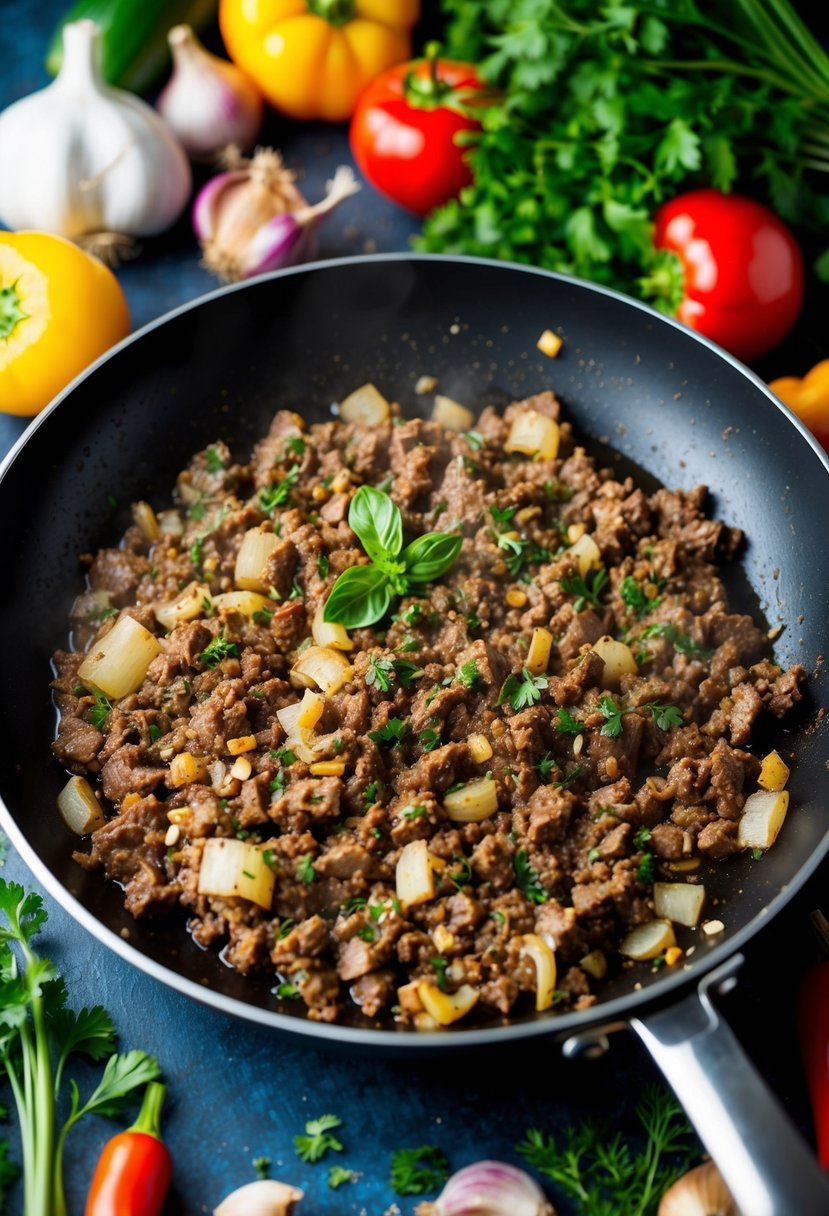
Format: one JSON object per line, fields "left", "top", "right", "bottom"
{"left": 356, "top": 926, "right": 376, "bottom": 942}
{"left": 199, "top": 632, "right": 240, "bottom": 668}
{"left": 619, "top": 575, "right": 660, "bottom": 619}
{"left": 368, "top": 718, "right": 409, "bottom": 747}
{"left": 362, "top": 781, "right": 380, "bottom": 806}
{"left": 343, "top": 896, "right": 367, "bottom": 912}
{"left": 449, "top": 855, "right": 472, "bottom": 889}
{"left": 419, "top": 728, "right": 441, "bottom": 752}
{"left": 284, "top": 435, "right": 306, "bottom": 458}
{"left": 393, "top": 658, "right": 424, "bottom": 689}
{"left": 456, "top": 659, "right": 481, "bottom": 689}
{"left": 293, "top": 1114, "right": 343, "bottom": 1164}
{"left": 276, "top": 917, "right": 294, "bottom": 937}
{"left": 637, "top": 853, "right": 656, "bottom": 885}
{"left": 147, "top": 723, "right": 162, "bottom": 743}
{"left": 275, "top": 982, "right": 300, "bottom": 1000}
{"left": 401, "top": 603, "right": 422, "bottom": 626}
{"left": 645, "top": 702, "right": 684, "bottom": 731}
{"left": 560, "top": 567, "right": 609, "bottom": 612}
{"left": 490, "top": 505, "right": 517, "bottom": 526}
{"left": 635, "top": 622, "right": 713, "bottom": 662}
{"left": 259, "top": 465, "right": 301, "bottom": 514}
{"left": 366, "top": 655, "right": 394, "bottom": 692}
{"left": 466, "top": 613, "right": 482, "bottom": 631}
{"left": 497, "top": 667, "right": 549, "bottom": 711}
{"left": 429, "top": 956, "right": 449, "bottom": 990}
{"left": 552, "top": 765, "right": 583, "bottom": 789}
{"left": 634, "top": 826, "right": 652, "bottom": 849}
{"left": 515, "top": 849, "right": 547, "bottom": 904}
{"left": 390, "top": 1145, "right": 450, "bottom": 1197}
{"left": 328, "top": 1165, "right": 356, "bottom": 1189}
{"left": 555, "top": 707, "right": 584, "bottom": 735}
{"left": 252, "top": 1156, "right": 271, "bottom": 1180}
{"left": 398, "top": 633, "right": 419, "bottom": 653}
{"left": 599, "top": 695, "right": 629, "bottom": 738}
{"left": 464, "top": 430, "right": 485, "bottom": 450}
{"left": 317, "top": 553, "right": 330, "bottom": 578}
{"left": 205, "top": 445, "right": 227, "bottom": 474}
{"left": 535, "top": 752, "right": 557, "bottom": 783}
{"left": 86, "top": 690, "right": 113, "bottom": 731}
{"left": 252, "top": 607, "right": 273, "bottom": 626}
{"left": 296, "top": 854, "right": 316, "bottom": 885}
{"left": 403, "top": 804, "right": 427, "bottom": 819}
{"left": 272, "top": 747, "right": 297, "bottom": 765}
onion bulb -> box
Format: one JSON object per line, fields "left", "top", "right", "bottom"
{"left": 416, "top": 1160, "right": 555, "bottom": 1216}
{"left": 658, "top": 1162, "right": 738, "bottom": 1216}
{"left": 214, "top": 1179, "right": 303, "bottom": 1216}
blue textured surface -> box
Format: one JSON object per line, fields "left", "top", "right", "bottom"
{"left": 0, "top": 5, "right": 825, "bottom": 1215}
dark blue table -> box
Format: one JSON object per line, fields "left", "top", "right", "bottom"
{"left": 1, "top": 6, "right": 824, "bottom": 1214}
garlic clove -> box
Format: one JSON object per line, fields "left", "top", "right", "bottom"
{"left": 658, "top": 1161, "right": 739, "bottom": 1216}
{"left": 213, "top": 1178, "right": 303, "bottom": 1216}
{"left": 157, "top": 25, "right": 264, "bottom": 158}
{"left": 416, "top": 1159, "right": 556, "bottom": 1216}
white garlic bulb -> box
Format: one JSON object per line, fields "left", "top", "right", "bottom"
{"left": 0, "top": 20, "right": 191, "bottom": 239}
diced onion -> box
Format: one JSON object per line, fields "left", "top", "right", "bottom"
{"left": 78, "top": 614, "right": 162, "bottom": 698}
{"left": 738, "top": 789, "right": 789, "bottom": 850}
{"left": 567, "top": 533, "right": 602, "bottom": 577}
{"left": 757, "top": 750, "right": 790, "bottom": 792}
{"left": 276, "top": 689, "right": 325, "bottom": 734}
{"left": 432, "top": 394, "right": 474, "bottom": 432}
{"left": 526, "top": 627, "right": 553, "bottom": 675}
{"left": 519, "top": 933, "right": 557, "bottom": 1011}
{"left": 653, "top": 882, "right": 706, "bottom": 928}
{"left": 467, "top": 734, "right": 493, "bottom": 763}
{"left": 235, "top": 528, "right": 280, "bottom": 593}
{"left": 71, "top": 589, "right": 112, "bottom": 621}
{"left": 156, "top": 509, "right": 184, "bottom": 537}
{"left": 132, "top": 500, "right": 159, "bottom": 541}
{"left": 537, "top": 329, "right": 563, "bottom": 358}
{"left": 312, "top": 603, "right": 353, "bottom": 651}
{"left": 590, "top": 635, "right": 637, "bottom": 690}
{"left": 339, "top": 383, "right": 390, "bottom": 426}
{"left": 580, "top": 949, "right": 608, "bottom": 980}
{"left": 212, "top": 590, "right": 272, "bottom": 617}
{"left": 197, "top": 838, "right": 276, "bottom": 909}
{"left": 291, "top": 645, "right": 352, "bottom": 696}
{"left": 418, "top": 981, "right": 479, "bottom": 1025}
{"left": 169, "top": 752, "right": 208, "bottom": 788}
{"left": 397, "top": 979, "right": 425, "bottom": 1013}
{"left": 620, "top": 919, "right": 676, "bottom": 961}
{"left": 154, "top": 581, "right": 211, "bottom": 631}
{"left": 432, "top": 925, "right": 456, "bottom": 954}
{"left": 57, "top": 775, "right": 105, "bottom": 835}
{"left": 396, "top": 839, "right": 439, "bottom": 908}
{"left": 443, "top": 777, "right": 498, "bottom": 822}
{"left": 505, "top": 409, "right": 560, "bottom": 460}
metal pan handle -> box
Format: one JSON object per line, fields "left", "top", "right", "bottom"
{"left": 631, "top": 955, "right": 829, "bottom": 1215}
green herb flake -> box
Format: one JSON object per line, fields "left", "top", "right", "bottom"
{"left": 403, "top": 804, "right": 427, "bottom": 820}
{"left": 560, "top": 567, "right": 609, "bottom": 612}
{"left": 296, "top": 854, "right": 316, "bottom": 885}
{"left": 465, "top": 430, "right": 485, "bottom": 450}
{"left": 362, "top": 781, "right": 381, "bottom": 806}
{"left": 199, "top": 632, "right": 240, "bottom": 668}
{"left": 252, "top": 1156, "right": 271, "bottom": 1180}
{"left": 515, "top": 849, "right": 547, "bottom": 904}
{"left": 294, "top": 1114, "right": 343, "bottom": 1164}
{"left": 86, "top": 690, "right": 113, "bottom": 731}
{"left": 390, "top": 1145, "right": 450, "bottom": 1197}
{"left": 419, "top": 728, "right": 442, "bottom": 752}
{"left": 456, "top": 659, "right": 481, "bottom": 689}
{"left": 555, "top": 707, "right": 584, "bottom": 735}
{"left": 260, "top": 465, "right": 301, "bottom": 515}
{"left": 368, "top": 718, "right": 409, "bottom": 747}
{"left": 317, "top": 553, "right": 330, "bottom": 579}
{"left": 497, "top": 667, "right": 548, "bottom": 711}
{"left": 328, "top": 1165, "right": 356, "bottom": 1189}
{"left": 205, "top": 445, "right": 227, "bottom": 474}
{"left": 429, "top": 956, "right": 449, "bottom": 990}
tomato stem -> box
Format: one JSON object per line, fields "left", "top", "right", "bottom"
{"left": 0, "top": 278, "right": 28, "bottom": 341}
{"left": 305, "top": 0, "right": 355, "bottom": 27}
{"left": 405, "top": 43, "right": 454, "bottom": 109}
{"left": 129, "top": 1081, "right": 167, "bottom": 1139}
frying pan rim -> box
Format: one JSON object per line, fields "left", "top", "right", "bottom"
{"left": 0, "top": 251, "right": 826, "bottom": 1047}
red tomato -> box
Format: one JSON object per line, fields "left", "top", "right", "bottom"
{"left": 350, "top": 46, "right": 486, "bottom": 217}
{"left": 652, "top": 189, "right": 804, "bottom": 363}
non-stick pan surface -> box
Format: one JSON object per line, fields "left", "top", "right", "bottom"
{"left": 1, "top": 256, "right": 828, "bottom": 1209}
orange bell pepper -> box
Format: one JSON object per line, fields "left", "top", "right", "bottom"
{"left": 769, "top": 360, "right": 829, "bottom": 453}
{"left": 218, "top": 0, "right": 420, "bottom": 122}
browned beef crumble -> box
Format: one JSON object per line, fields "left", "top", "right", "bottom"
{"left": 53, "top": 390, "right": 806, "bottom": 1025}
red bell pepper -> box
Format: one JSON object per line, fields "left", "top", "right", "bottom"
{"left": 84, "top": 1081, "right": 173, "bottom": 1216}
{"left": 796, "top": 911, "right": 829, "bottom": 1169}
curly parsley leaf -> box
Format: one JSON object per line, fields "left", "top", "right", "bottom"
{"left": 555, "top": 707, "right": 584, "bottom": 735}
{"left": 260, "top": 464, "right": 301, "bottom": 514}
{"left": 515, "top": 849, "right": 547, "bottom": 904}
{"left": 199, "top": 632, "right": 240, "bottom": 668}
{"left": 294, "top": 1113, "right": 343, "bottom": 1164}
{"left": 389, "top": 1145, "right": 450, "bottom": 1196}
{"left": 498, "top": 667, "right": 549, "bottom": 711}
{"left": 599, "top": 695, "right": 630, "bottom": 738}
{"left": 619, "top": 575, "right": 660, "bottom": 619}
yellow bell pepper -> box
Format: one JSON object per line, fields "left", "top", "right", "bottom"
{"left": 769, "top": 360, "right": 829, "bottom": 452}
{"left": 219, "top": 0, "right": 420, "bottom": 122}
{"left": 0, "top": 232, "right": 130, "bottom": 417}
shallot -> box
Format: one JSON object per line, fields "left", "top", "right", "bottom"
{"left": 193, "top": 147, "right": 360, "bottom": 282}
{"left": 416, "top": 1159, "right": 556, "bottom": 1216}
{"left": 214, "top": 1178, "right": 303, "bottom": 1216}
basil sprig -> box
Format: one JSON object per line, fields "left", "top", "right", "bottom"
{"left": 323, "top": 486, "right": 461, "bottom": 628}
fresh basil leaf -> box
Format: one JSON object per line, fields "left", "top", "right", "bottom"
{"left": 401, "top": 532, "right": 462, "bottom": 583}
{"left": 323, "top": 564, "right": 391, "bottom": 628}
{"left": 348, "top": 486, "right": 402, "bottom": 564}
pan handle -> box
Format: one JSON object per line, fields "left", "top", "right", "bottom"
{"left": 631, "top": 954, "right": 829, "bottom": 1216}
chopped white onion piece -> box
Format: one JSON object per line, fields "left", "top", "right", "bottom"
{"left": 214, "top": 1179, "right": 304, "bottom": 1216}
{"left": 620, "top": 919, "right": 676, "bottom": 961}
{"left": 339, "top": 383, "right": 390, "bottom": 426}
{"left": 505, "top": 409, "right": 560, "bottom": 460}
{"left": 212, "top": 590, "right": 272, "bottom": 617}
{"left": 57, "top": 776, "right": 105, "bottom": 835}
{"left": 519, "top": 933, "right": 557, "bottom": 1011}
{"left": 653, "top": 882, "right": 706, "bottom": 928}
{"left": 432, "top": 394, "right": 474, "bottom": 431}
{"left": 738, "top": 789, "right": 789, "bottom": 850}
{"left": 291, "top": 645, "right": 352, "bottom": 696}
{"left": 525, "top": 627, "right": 552, "bottom": 675}
{"left": 418, "top": 981, "right": 479, "bottom": 1025}
{"left": 443, "top": 777, "right": 498, "bottom": 822}
{"left": 312, "top": 603, "right": 353, "bottom": 651}
{"left": 154, "top": 581, "right": 211, "bottom": 631}
{"left": 235, "top": 528, "right": 280, "bottom": 592}
{"left": 78, "top": 614, "right": 162, "bottom": 698}
{"left": 198, "top": 838, "right": 276, "bottom": 909}
{"left": 276, "top": 689, "right": 324, "bottom": 737}
{"left": 590, "top": 635, "right": 637, "bottom": 690}
{"left": 132, "top": 500, "right": 159, "bottom": 541}
{"left": 396, "top": 839, "right": 439, "bottom": 908}
{"left": 580, "top": 949, "right": 607, "bottom": 980}
{"left": 567, "top": 533, "right": 602, "bottom": 577}
{"left": 156, "top": 509, "right": 184, "bottom": 538}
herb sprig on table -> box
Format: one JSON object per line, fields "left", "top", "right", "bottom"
{"left": 323, "top": 486, "right": 461, "bottom": 629}
{"left": 421, "top": 0, "right": 829, "bottom": 293}
{"left": 0, "top": 880, "right": 160, "bottom": 1216}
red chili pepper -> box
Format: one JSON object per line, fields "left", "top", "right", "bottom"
{"left": 85, "top": 1081, "right": 173, "bottom": 1216}
{"left": 796, "top": 911, "right": 829, "bottom": 1169}
{"left": 349, "top": 42, "right": 489, "bottom": 218}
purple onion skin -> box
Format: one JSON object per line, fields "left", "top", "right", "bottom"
{"left": 420, "top": 1159, "right": 555, "bottom": 1216}
{"left": 192, "top": 171, "right": 236, "bottom": 242}
{"left": 240, "top": 214, "right": 316, "bottom": 277}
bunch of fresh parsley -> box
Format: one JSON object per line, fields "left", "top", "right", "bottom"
{"left": 0, "top": 881, "right": 160, "bottom": 1216}
{"left": 420, "top": 0, "right": 829, "bottom": 296}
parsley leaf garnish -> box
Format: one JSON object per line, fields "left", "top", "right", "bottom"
{"left": 644, "top": 702, "right": 684, "bottom": 731}
{"left": 86, "top": 690, "right": 113, "bottom": 731}
{"left": 599, "top": 695, "right": 630, "bottom": 738}
{"left": 560, "top": 568, "right": 609, "bottom": 612}
{"left": 535, "top": 753, "right": 557, "bottom": 783}
{"left": 497, "top": 667, "right": 548, "bottom": 711}
{"left": 362, "top": 781, "right": 380, "bottom": 806}
{"left": 205, "top": 445, "right": 226, "bottom": 474}
{"left": 465, "top": 430, "right": 485, "bottom": 450}
{"left": 390, "top": 1145, "right": 449, "bottom": 1197}
{"left": 555, "top": 707, "right": 584, "bottom": 735}
{"left": 296, "top": 854, "right": 316, "bottom": 885}
{"left": 419, "top": 728, "right": 442, "bottom": 752}
{"left": 366, "top": 655, "right": 394, "bottom": 692}
{"left": 368, "top": 718, "right": 409, "bottom": 747}
{"left": 294, "top": 1114, "right": 343, "bottom": 1164}
{"left": 456, "top": 659, "right": 481, "bottom": 688}
{"left": 199, "top": 632, "right": 240, "bottom": 668}
{"left": 328, "top": 1165, "right": 356, "bottom": 1189}
{"left": 515, "top": 849, "right": 547, "bottom": 904}
{"left": 619, "top": 575, "right": 660, "bottom": 619}
{"left": 260, "top": 465, "right": 301, "bottom": 514}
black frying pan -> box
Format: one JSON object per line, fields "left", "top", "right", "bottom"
{"left": 1, "top": 255, "right": 828, "bottom": 1213}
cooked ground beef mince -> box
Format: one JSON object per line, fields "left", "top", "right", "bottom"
{"left": 52, "top": 388, "right": 806, "bottom": 1025}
